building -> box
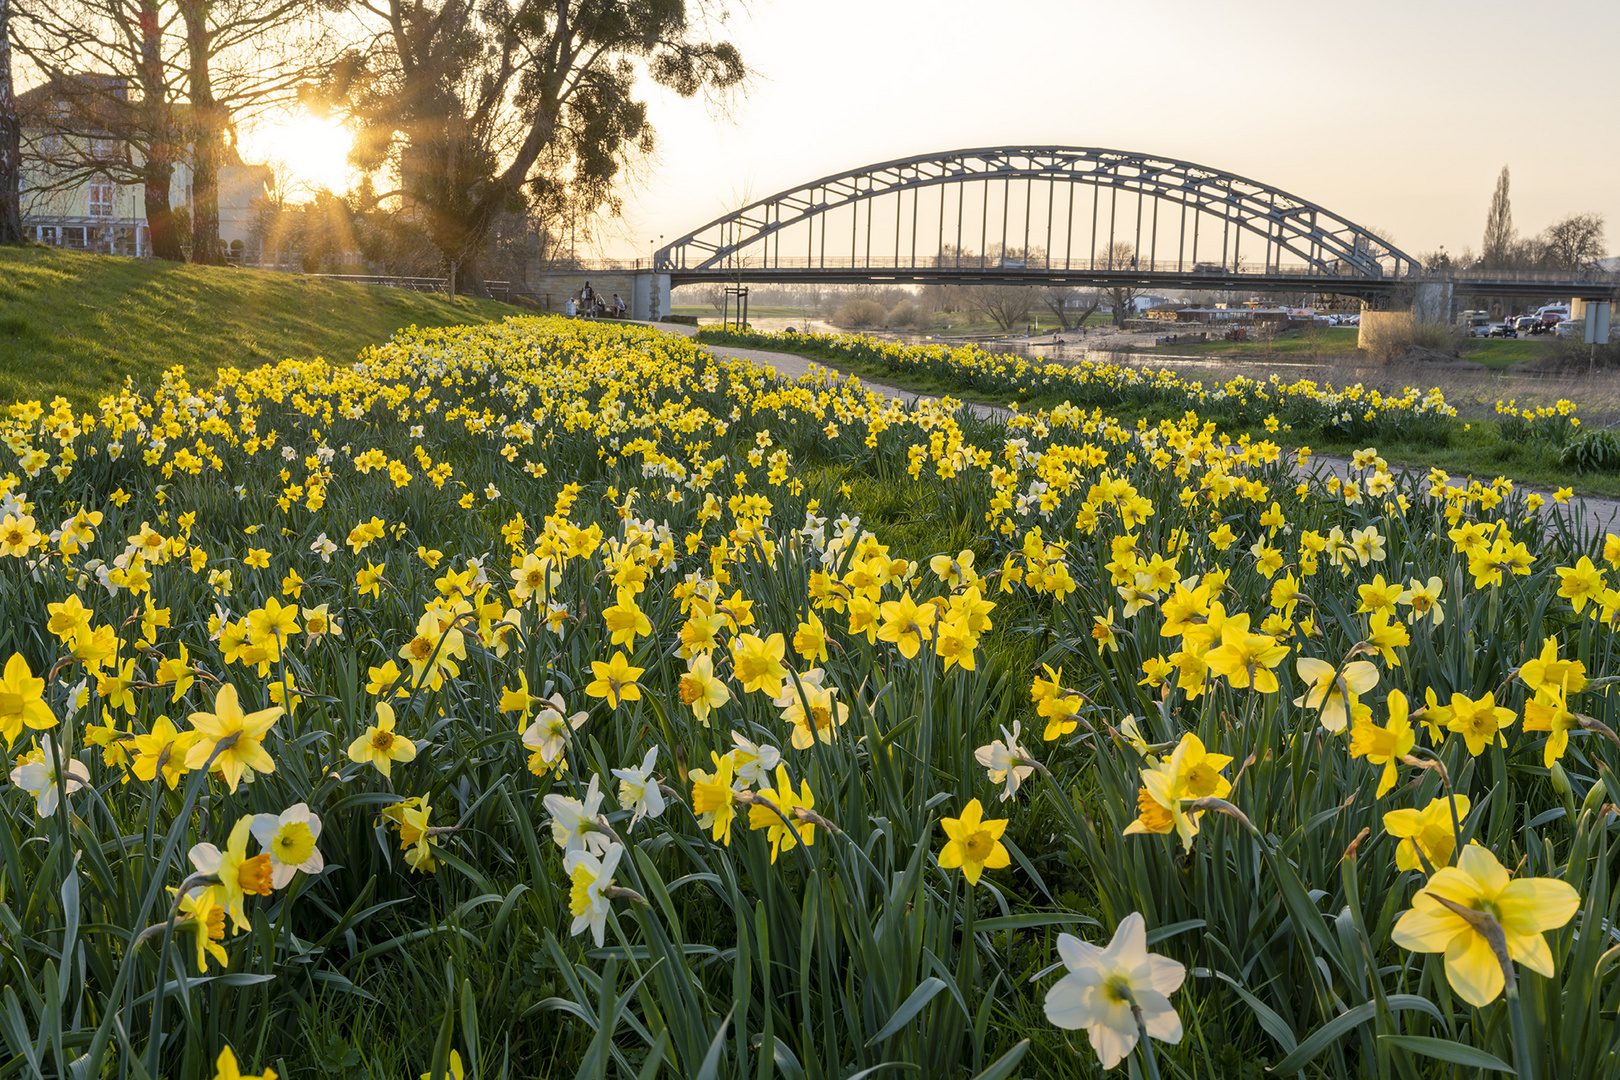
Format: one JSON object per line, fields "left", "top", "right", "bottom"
{"left": 19, "top": 74, "right": 270, "bottom": 257}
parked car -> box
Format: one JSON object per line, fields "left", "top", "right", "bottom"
{"left": 1514, "top": 315, "right": 1541, "bottom": 332}
{"left": 1488, "top": 322, "right": 1517, "bottom": 338}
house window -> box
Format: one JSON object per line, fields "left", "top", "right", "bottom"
{"left": 88, "top": 182, "right": 114, "bottom": 219}
{"left": 91, "top": 137, "right": 117, "bottom": 160}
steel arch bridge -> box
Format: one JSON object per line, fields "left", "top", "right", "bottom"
{"left": 653, "top": 145, "right": 1426, "bottom": 296}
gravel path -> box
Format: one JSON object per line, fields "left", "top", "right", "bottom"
{"left": 650, "top": 322, "right": 1620, "bottom": 540}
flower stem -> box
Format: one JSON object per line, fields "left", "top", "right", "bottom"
{"left": 1132, "top": 1005, "right": 1163, "bottom": 1080}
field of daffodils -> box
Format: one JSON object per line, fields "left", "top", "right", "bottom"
{"left": 2, "top": 317, "right": 1617, "bottom": 1079}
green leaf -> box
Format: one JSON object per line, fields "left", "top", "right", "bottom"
{"left": 969, "top": 1039, "right": 1030, "bottom": 1080}
{"left": 865, "top": 977, "right": 946, "bottom": 1046}
{"left": 1267, "top": 1001, "right": 1379, "bottom": 1074}
{"left": 1378, "top": 1034, "right": 1516, "bottom": 1073}
{"left": 694, "top": 1004, "right": 734, "bottom": 1080}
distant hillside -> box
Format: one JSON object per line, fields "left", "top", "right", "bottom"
{"left": 0, "top": 248, "right": 514, "bottom": 408}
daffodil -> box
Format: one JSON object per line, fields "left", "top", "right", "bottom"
{"left": 1523, "top": 688, "right": 1579, "bottom": 766}
{"left": 690, "top": 752, "right": 739, "bottom": 844}
{"left": 1556, "top": 556, "right": 1606, "bottom": 613}
{"left": 249, "top": 803, "right": 324, "bottom": 888}
{"left": 585, "top": 651, "right": 644, "bottom": 708}
{"left": 347, "top": 701, "right": 419, "bottom": 779}
{"left": 730, "top": 632, "right": 788, "bottom": 697}
{"left": 521, "top": 697, "right": 588, "bottom": 772}
{"left": 677, "top": 653, "right": 730, "bottom": 725}
{"left": 1044, "top": 912, "right": 1186, "bottom": 1070}
{"left": 212, "top": 1045, "right": 277, "bottom": 1080}
{"left": 0, "top": 653, "right": 55, "bottom": 743}
{"left": 747, "top": 764, "right": 816, "bottom": 862}
{"left": 1384, "top": 794, "right": 1470, "bottom": 872}
{"left": 1348, "top": 690, "right": 1415, "bottom": 796}
{"left": 9, "top": 735, "right": 89, "bottom": 816}
{"left": 1518, "top": 636, "right": 1587, "bottom": 695}
{"left": 612, "top": 746, "right": 666, "bottom": 826}
{"left": 184, "top": 683, "right": 281, "bottom": 793}
{"left": 189, "top": 817, "right": 275, "bottom": 931}
{"left": 1446, "top": 691, "right": 1516, "bottom": 756}
{"left": 1204, "top": 626, "right": 1288, "bottom": 693}
{"left": 177, "top": 886, "right": 230, "bottom": 972}
{"left": 1293, "top": 657, "right": 1378, "bottom": 733}
{"left": 565, "top": 841, "right": 625, "bottom": 947}
{"left": 877, "top": 591, "right": 934, "bottom": 659}
{"left": 543, "top": 774, "right": 606, "bottom": 855}
{"left": 938, "top": 797, "right": 1009, "bottom": 885}
{"left": 1391, "top": 844, "right": 1580, "bottom": 1007}
{"left": 974, "top": 721, "right": 1035, "bottom": 801}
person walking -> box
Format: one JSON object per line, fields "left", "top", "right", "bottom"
{"left": 581, "top": 281, "right": 595, "bottom": 308}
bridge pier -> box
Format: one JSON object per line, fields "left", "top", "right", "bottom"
{"left": 1358, "top": 281, "right": 1452, "bottom": 351}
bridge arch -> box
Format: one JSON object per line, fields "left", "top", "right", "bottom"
{"left": 654, "top": 146, "right": 1421, "bottom": 286}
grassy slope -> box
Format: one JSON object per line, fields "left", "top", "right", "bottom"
{"left": 0, "top": 247, "right": 512, "bottom": 408}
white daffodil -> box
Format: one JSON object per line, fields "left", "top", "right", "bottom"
{"left": 729, "top": 731, "right": 781, "bottom": 788}
{"left": 974, "top": 721, "right": 1035, "bottom": 801}
{"left": 1043, "top": 912, "right": 1186, "bottom": 1069}
{"left": 543, "top": 774, "right": 606, "bottom": 854}
{"left": 565, "top": 841, "right": 624, "bottom": 947}
{"left": 522, "top": 697, "right": 588, "bottom": 765}
{"left": 310, "top": 533, "right": 337, "bottom": 562}
{"left": 9, "top": 736, "right": 89, "bottom": 817}
{"left": 611, "top": 746, "right": 666, "bottom": 827}
{"left": 249, "top": 803, "right": 325, "bottom": 888}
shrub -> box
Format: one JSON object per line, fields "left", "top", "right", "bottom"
{"left": 886, "top": 301, "right": 924, "bottom": 328}
{"left": 833, "top": 298, "right": 887, "bottom": 328}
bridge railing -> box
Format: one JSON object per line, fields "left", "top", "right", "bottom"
{"left": 659, "top": 253, "right": 1407, "bottom": 279}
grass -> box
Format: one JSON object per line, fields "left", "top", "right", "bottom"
{"left": 1137, "top": 325, "right": 1557, "bottom": 370}
{"left": 0, "top": 246, "right": 513, "bottom": 408}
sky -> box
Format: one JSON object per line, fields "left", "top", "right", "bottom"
{"left": 598, "top": 0, "right": 1620, "bottom": 262}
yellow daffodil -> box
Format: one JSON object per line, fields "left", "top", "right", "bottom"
{"left": 184, "top": 684, "right": 282, "bottom": 793}
{"left": 938, "top": 797, "right": 1010, "bottom": 885}
{"left": 1391, "top": 845, "right": 1579, "bottom": 1007}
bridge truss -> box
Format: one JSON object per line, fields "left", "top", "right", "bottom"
{"left": 654, "top": 146, "right": 1425, "bottom": 294}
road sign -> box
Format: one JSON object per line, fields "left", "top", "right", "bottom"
{"left": 1587, "top": 302, "right": 1612, "bottom": 345}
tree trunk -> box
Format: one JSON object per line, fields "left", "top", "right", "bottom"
{"left": 461, "top": 254, "right": 487, "bottom": 300}
{"left": 180, "top": 0, "right": 224, "bottom": 264}
{"left": 143, "top": 160, "right": 183, "bottom": 260}
{"left": 0, "top": 0, "right": 25, "bottom": 245}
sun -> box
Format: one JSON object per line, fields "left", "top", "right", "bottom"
{"left": 241, "top": 109, "right": 355, "bottom": 195}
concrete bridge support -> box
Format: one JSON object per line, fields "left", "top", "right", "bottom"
{"left": 1358, "top": 281, "right": 1453, "bottom": 351}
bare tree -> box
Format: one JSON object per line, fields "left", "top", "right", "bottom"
{"left": 14, "top": 5, "right": 188, "bottom": 258}
{"left": 962, "top": 284, "right": 1031, "bottom": 331}
{"left": 1039, "top": 286, "right": 1099, "bottom": 331}
{"left": 1540, "top": 213, "right": 1606, "bottom": 271}
{"left": 1482, "top": 165, "right": 1513, "bottom": 269}
{"left": 1097, "top": 241, "right": 1142, "bottom": 326}
{"left": 0, "top": 0, "right": 23, "bottom": 244}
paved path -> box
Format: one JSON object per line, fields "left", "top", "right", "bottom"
{"left": 650, "top": 322, "right": 1620, "bottom": 540}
